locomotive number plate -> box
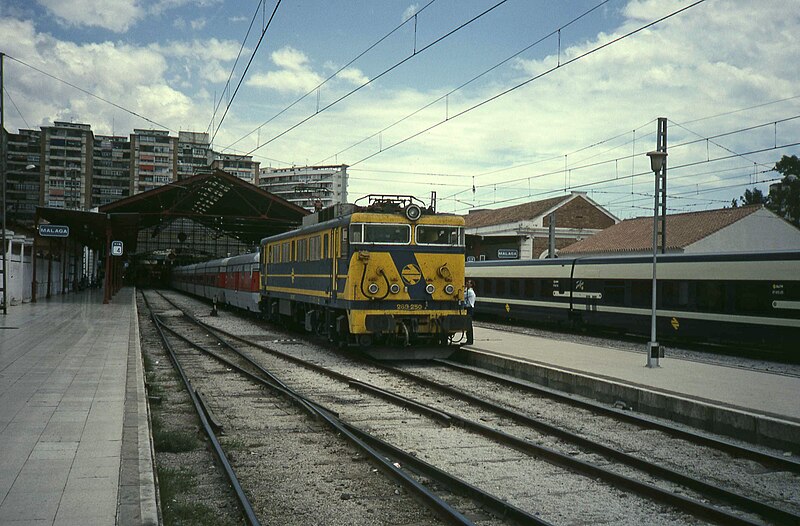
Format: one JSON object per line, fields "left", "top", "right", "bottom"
{"left": 396, "top": 303, "right": 423, "bottom": 311}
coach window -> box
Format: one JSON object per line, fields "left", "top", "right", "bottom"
{"left": 495, "top": 278, "right": 506, "bottom": 296}
{"left": 662, "top": 280, "right": 689, "bottom": 308}
{"left": 540, "top": 279, "right": 554, "bottom": 299}
{"left": 415, "top": 225, "right": 464, "bottom": 246}
{"left": 323, "top": 233, "right": 329, "bottom": 259}
{"left": 604, "top": 280, "right": 625, "bottom": 306}
{"left": 631, "top": 280, "right": 651, "bottom": 308}
{"left": 524, "top": 278, "right": 537, "bottom": 298}
{"left": 509, "top": 278, "right": 520, "bottom": 297}
{"left": 697, "top": 281, "right": 725, "bottom": 312}
{"left": 350, "top": 224, "right": 363, "bottom": 243}
{"left": 734, "top": 282, "right": 765, "bottom": 314}
{"left": 363, "top": 223, "right": 411, "bottom": 244}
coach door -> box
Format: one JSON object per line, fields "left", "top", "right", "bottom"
{"left": 329, "top": 229, "right": 337, "bottom": 300}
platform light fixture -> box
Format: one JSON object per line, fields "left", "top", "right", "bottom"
{"left": 645, "top": 150, "right": 667, "bottom": 368}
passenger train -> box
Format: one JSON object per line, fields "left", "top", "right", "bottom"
{"left": 172, "top": 196, "right": 471, "bottom": 357}
{"left": 466, "top": 251, "right": 800, "bottom": 355}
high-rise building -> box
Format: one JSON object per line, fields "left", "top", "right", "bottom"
{"left": 258, "top": 165, "right": 348, "bottom": 211}
{"left": 177, "top": 131, "right": 211, "bottom": 180}
{"left": 3, "top": 122, "right": 289, "bottom": 217}
{"left": 4, "top": 128, "right": 41, "bottom": 225}
{"left": 41, "top": 122, "right": 93, "bottom": 210}
{"left": 92, "top": 135, "right": 131, "bottom": 208}
{"left": 131, "top": 129, "right": 177, "bottom": 193}
{"left": 210, "top": 153, "right": 260, "bottom": 185}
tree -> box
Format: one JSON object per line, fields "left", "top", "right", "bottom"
{"left": 739, "top": 187, "right": 767, "bottom": 206}
{"left": 769, "top": 155, "right": 800, "bottom": 227}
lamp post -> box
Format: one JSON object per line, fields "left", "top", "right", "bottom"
{"left": 645, "top": 150, "right": 667, "bottom": 368}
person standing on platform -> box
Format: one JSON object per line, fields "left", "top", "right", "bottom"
{"left": 464, "top": 280, "right": 476, "bottom": 345}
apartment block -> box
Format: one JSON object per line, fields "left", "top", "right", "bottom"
{"left": 3, "top": 128, "right": 41, "bottom": 225}
{"left": 177, "top": 131, "right": 212, "bottom": 180}
{"left": 41, "top": 122, "right": 93, "bottom": 210}
{"left": 258, "top": 165, "right": 348, "bottom": 211}
{"left": 210, "top": 153, "right": 260, "bottom": 185}
{"left": 4, "top": 123, "right": 346, "bottom": 218}
{"left": 131, "top": 129, "right": 178, "bottom": 193}
{"left": 92, "top": 135, "right": 132, "bottom": 208}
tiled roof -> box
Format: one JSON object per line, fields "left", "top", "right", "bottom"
{"left": 464, "top": 195, "right": 572, "bottom": 228}
{"left": 559, "top": 205, "right": 762, "bottom": 254}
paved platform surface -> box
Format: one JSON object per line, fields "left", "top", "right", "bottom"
{"left": 0, "top": 288, "right": 157, "bottom": 525}
{"left": 460, "top": 326, "right": 800, "bottom": 450}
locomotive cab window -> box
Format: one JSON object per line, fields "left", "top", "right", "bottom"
{"left": 350, "top": 223, "right": 410, "bottom": 245}
{"left": 415, "top": 225, "right": 464, "bottom": 246}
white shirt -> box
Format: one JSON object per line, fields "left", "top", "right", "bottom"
{"left": 465, "top": 287, "right": 476, "bottom": 308}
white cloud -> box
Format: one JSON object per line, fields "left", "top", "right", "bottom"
{"left": 37, "top": 0, "right": 143, "bottom": 33}
{"left": 151, "top": 38, "right": 243, "bottom": 84}
{"left": 0, "top": 17, "right": 207, "bottom": 135}
{"left": 246, "top": 47, "right": 323, "bottom": 94}
{"left": 402, "top": 4, "right": 419, "bottom": 22}
{"left": 275, "top": 0, "right": 800, "bottom": 214}
{"left": 337, "top": 67, "right": 370, "bottom": 86}
{"left": 247, "top": 47, "right": 371, "bottom": 96}
{"left": 36, "top": 0, "right": 221, "bottom": 32}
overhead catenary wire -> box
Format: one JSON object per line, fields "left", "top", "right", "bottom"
{"left": 2, "top": 87, "right": 30, "bottom": 129}
{"left": 206, "top": 0, "right": 269, "bottom": 135}
{"left": 210, "top": 0, "right": 283, "bottom": 146}
{"left": 346, "top": 0, "right": 708, "bottom": 169}
{"left": 242, "top": 0, "right": 512, "bottom": 158}
{"left": 3, "top": 53, "right": 176, "bottom": 132}
{"left": 315, "top": 0, "right": 617, "bottom": 166}
{"left": 433, "top": 94, "right": 800, "bottom": 200}
{"left": 443, "top": 140, "right": 798, "bottom": 214}
{"left": 220, "top": 0, "right": 441, "bottom": 154}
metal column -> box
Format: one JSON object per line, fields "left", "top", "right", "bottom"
{"left": 656, "top": 117, "right": 668, "bottom": 253}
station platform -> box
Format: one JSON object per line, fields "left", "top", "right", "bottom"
{"left": 458, "top": 326, "right": 800, "bottom": 452}
{"left": 0, "top": 288, "right": 157, "bottom": 525}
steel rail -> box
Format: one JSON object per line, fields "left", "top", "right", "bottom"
{"left": 141, "top": 293, "right": 261, "bottom": 526}
{"left": 438, "top": 358, "right": 800, "bottom": 473}
{"left": 340, "top": 421, "right": 554, "bottom": 526}
{"left": 148, "top": 297, "right": 478, "bottom": 525}
{"left": 379, "top": 362, "right": 800, "bottom": 526}
{"left": 156, "top": 291, "right": 792, "bottom": 524}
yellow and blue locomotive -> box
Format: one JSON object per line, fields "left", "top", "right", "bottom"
{"left": 260, "top": 195, "right": 469, "bottom": 357}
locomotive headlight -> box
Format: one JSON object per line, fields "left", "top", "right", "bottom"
{"left": 389, "top": 283, "right": 400, "bottom": 294}
{"left": 405, "top": 204, "right": 422, "bottom": 221}
{"left": 425, "top": 283, "right": 435, "bottom": 295}
{"left": 368, "top": 282, "right": 380, "bottom": 294}
{"left": 444, "top": 284, "right": 455, "bottom": 295}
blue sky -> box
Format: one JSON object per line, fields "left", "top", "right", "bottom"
{"left": 1, "top": 0, "right": 798, "bottom": 218}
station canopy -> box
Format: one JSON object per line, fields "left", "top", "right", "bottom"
{"left": 36, "top": 169, "right": 309, "bottom": 256}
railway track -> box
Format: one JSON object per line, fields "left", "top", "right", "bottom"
{"left": 145, "top": 289, "right": 800, "bottom": 525}
{"left": 142, "top": 290, "right": 539, "bottom": 525}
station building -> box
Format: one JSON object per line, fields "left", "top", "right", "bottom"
{"left": 464, "top": 192, "right": 618, "bottom": 261}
